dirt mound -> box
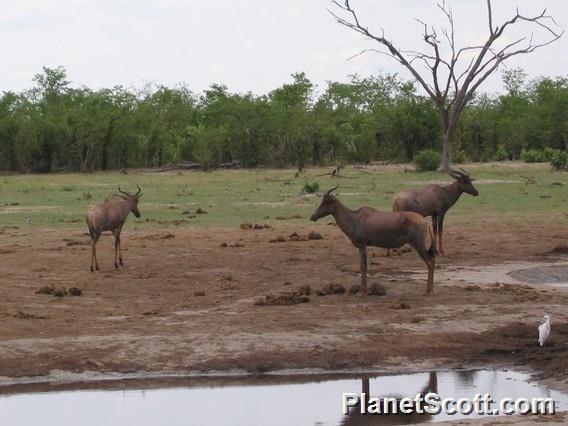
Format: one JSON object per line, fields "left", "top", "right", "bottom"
{"left": 141, "top": 233, "right": 175, "bottom": 240}
{"left": 12, "top": 311, "right": 49, "bottom": 320}
{"left": 220, "top": 242, "right": 245, "bottom": 248}
{"left": 275, "top": 214, "right": 303, "bottom": 220}
{"left": 240, "top": 223, "right": 271, "bottom": 230}
{"left": 53, "top": 288, "right": 67, "bottom": 298}
{"left": 36, "top": 285, "right": 55, "bottom": 295}
{"left": 368, "top": 283, "right": 386, "bottom": 296}
{"left": 254, "top": 292, "right": 310, "bottom": 306}
{"left": 317, "top": 283, "right": 346, "bottom": 296}
{"left": 391, "top": 302, "right": 411, "bottom": 310}
{"left": 270, "top": 232, "right": 324, "bottom": 243}
{"left": 288, "top": 232, "right": 307, "bottom": 242}
{"left": 36, "top": 286, "right": 82, "bottom": 297}
{"left": 348, "top": 282, "right": 386, "bottom": 296}
{"left": 157, "top": 219, "right": 188, "bottom": 226}
{"left": 549, "top": 244, "right": 568, "bottom": 254}
{"left": 269, "top": 235, "right": 288, "bottom": 243}
{"left": 68, "top": 287, "right": 83, "bottom": 296}
{"left": 62, "top": 238, "right": 89, "bottom": 246}
{"left": 59, "top": 218, "right": 82, "bottom": 224}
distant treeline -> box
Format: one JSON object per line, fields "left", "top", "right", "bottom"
{"left": 0, "top": 66, "right": 567, "bottom": 172}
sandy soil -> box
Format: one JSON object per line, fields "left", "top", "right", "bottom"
{"left": 1, "top": 220, "right": 568, "bottom": 402}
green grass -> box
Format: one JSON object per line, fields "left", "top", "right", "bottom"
{"left": 0, "top": 163, "right": 566, "bottom": 230}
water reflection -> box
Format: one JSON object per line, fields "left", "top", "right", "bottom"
{"left": 0, "top": 369, "right": 566, "bottom": 426}
{"left": 341, "top": 372, "right": 438, "bottom": 425}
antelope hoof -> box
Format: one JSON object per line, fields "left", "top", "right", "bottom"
{"left": 119, "top": 259, "right": 124, "bottom": 266}
{"left": 90, "top": 266, "right": 94, "bottom": 273}
{"left": 114, "top": 263, "right": 119, "bottom": 270}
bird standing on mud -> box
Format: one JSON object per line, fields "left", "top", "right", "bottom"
{"left": 538, "top": 314, "right": 551, "bottom": 347}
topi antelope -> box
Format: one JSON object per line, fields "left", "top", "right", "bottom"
{"left": 392, "top": 168, "right": 479, "bottom": 255}
{"left": 310, "top": 186, "right": 436, "bottom": 294}
{"left": 86, "top": 185, "right": 142, "bottom": 272}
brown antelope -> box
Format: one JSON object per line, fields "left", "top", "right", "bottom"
{"left": 86, "top": 185, "right": 142, "bottom": 272}
{"left": 392, "top": 168, "right": 479, "bottom": 255}
{"left": 310, "top": 186, "right": 436, "bottom": 294}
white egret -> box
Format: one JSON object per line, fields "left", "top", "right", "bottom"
{"left": 538, "top": 314, "right": 551, "bottom": 347}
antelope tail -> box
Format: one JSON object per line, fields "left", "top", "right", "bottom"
{"left": 86, "top": 208, "right": 96, "bottom": 238}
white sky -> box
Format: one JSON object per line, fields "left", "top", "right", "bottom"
{"left": 0, "top": 0, "right": 566, "bottom": 96}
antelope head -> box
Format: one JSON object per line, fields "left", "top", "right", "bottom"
{"left": 449, "top": 168, "right": 479, "bottom": 196}
{"left": 118, "top": 185, "right": 143, "bottom": 217}
{"left": 310, "top": 185, "right": 339, "bottom": 221}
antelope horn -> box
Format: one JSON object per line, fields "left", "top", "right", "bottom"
{"left": 118, "top": 185, "right": 130, "bottom": 196}
{"left": 459, "top": 167, "right": 471, "bottom": 177}
{"left": 135, "top": 185, "right": 142, "bottom": 197}
{"left": 325, "top": 185, "right": 339, "bottom": 196}
{"left": 450, "top": 168, "right": 468, "bottom": 177}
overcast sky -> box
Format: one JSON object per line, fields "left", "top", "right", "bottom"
{"left": 1, "top": 0, "right": 566, "bottom": 96}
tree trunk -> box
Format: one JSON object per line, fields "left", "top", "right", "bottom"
{"left": 440, "top": 129, "right": 453, "bottom": 172}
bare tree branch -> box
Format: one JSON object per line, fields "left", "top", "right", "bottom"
{"left": 329, "top": 0, "right": 564, "bottom": 171}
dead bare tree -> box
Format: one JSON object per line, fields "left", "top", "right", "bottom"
{"left": 330, "top": 0, "right": 563, "bottom": 171}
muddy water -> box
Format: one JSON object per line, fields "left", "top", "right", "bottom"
{"left": 430, "top": 260, "right": 568, "bottom": 288}
{"left": 508, "top": 264, "right": 568, "bottom": 288}
{"left": 1, "top": 370, "right": 567, "bottom": 425}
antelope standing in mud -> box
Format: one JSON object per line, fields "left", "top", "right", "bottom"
{"left": 86, "top": 186, "right": 142, "bottom": 272}
{"left": 392, "top": 168, "right": 479, "bottom": 255}
{"left": 310, "top": 186, "right": 436, "bottom": 294}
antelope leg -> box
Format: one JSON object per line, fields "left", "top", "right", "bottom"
{"left": 438, "top": 215, "right": 446, "bottom": 255}
{"left": 358, "top": 246, "right": 368, "bottom": 295}
{"left": 91, "top": 232, "right": 101, "bottom": 272}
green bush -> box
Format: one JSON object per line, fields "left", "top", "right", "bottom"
{"left": 494, "top": 145, "right": 509, "bottom": 161}
{"left": 520, "top": 149, "right": 546, "bottom": 163}
{"left": 543, "top": 147, "right": 561, "bottom": 162}
{"left": 302, "top": 181, "right": 320, "bottom": 194}
{"left": 453, "top": 150, "right": 468, "bottom": 164}
{"left": 414, "top": 149, "right": 442, "bottom": 171}
{"left": 550, "top": 151, "right": 568, "bottom": 170}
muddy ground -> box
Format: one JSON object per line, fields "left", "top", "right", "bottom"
{"left": 1, "top": 220, "right": 568, "bottom": 401}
